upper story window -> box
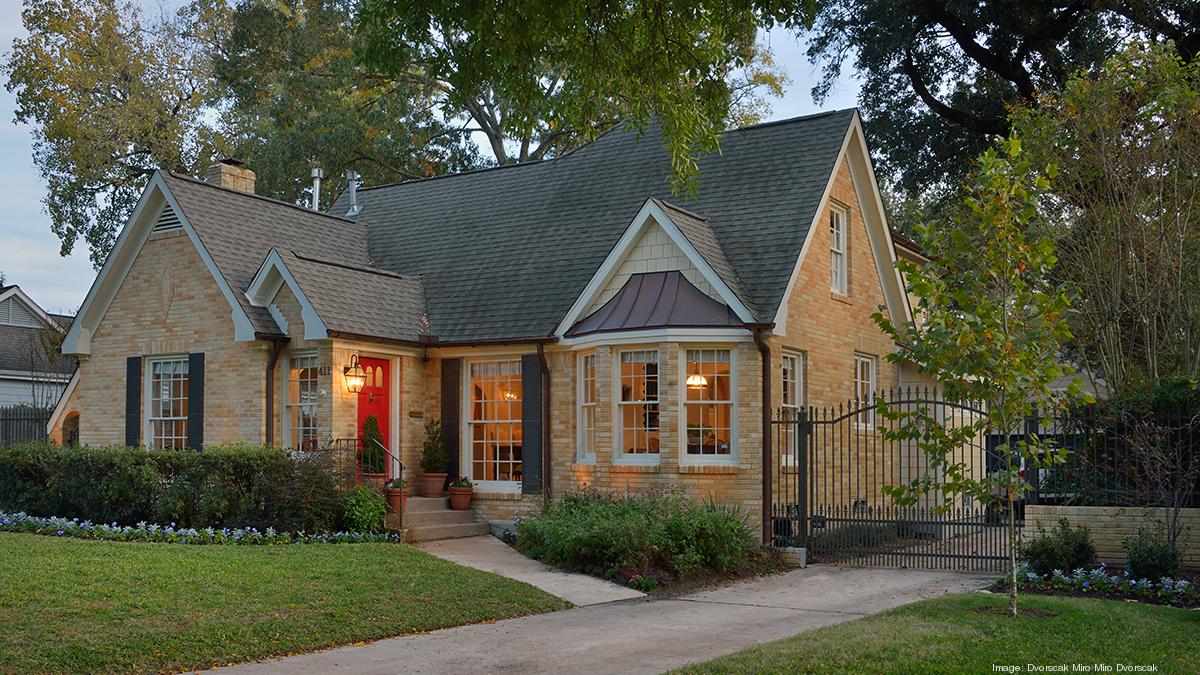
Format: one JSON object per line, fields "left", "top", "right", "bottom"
{"left": 684, "top": 348, "right": 733, "bottom": 459}
{"left": 577, "top": 353, "right": 596, "bottom": 463}
{"left": 147, "top": 357, "right": 188, "bottom": 449}
{"left": 618, "top": 350, "right": 659, "bottom": 459}
{"left": 782, "top": 351, "right": 806, "bottom": 414}
{"left": 830, "top": 204, "right": 849, "bottom": 295}
{"left": 854, "top": 353, "right": 877, "bottom": 427}
{"left": 469, "top": 360, "right": 523, "bottom": 483}
{"left": 287, "top": 353, "right": 320, "bottom": 450}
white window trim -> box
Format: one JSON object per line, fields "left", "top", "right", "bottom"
{"left": 282, "top": 351, "right": 320, "bottom": 450}
{"left": 781, "top": 349, "right": 807, "bottom": 414}
{"left": 854, "top": 353, "right": 877, "bottom": 429}
{"left": 143, "top": 355, "right": 189, "bottom": 449}
{"left": 462, "top": 357, "right": 524, "bottom": 493}
{"left": 613, "top": 348, "right": 661, "bottom": 465}
{"left": 830, "top": 203, "right": 849, "bottom": 295}
{"left": 576, "top": 352, "right": 596, "bottom": 464}
{"left": 678, "top": 346, "right": 739, "bottom": 466}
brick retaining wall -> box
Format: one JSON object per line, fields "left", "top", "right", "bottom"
{"left": 1024, "top": 505, "right": 1200, "bottom": 569}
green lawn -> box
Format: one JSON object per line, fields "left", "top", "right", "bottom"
{"left": 0, "top": 532, "right": 569, "bottom": 673}
{"left": 678, "top": 593, "right": 1200, "bottom": 674}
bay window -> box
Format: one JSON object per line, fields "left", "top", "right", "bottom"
{"left": 618, "top": 350, "right": 659, "bottom": 458}
{"left": 684, "top": 348, "right": 733, "bottom": 458}
{"left": 577, "top": 353, "right": 596, "bottom": 462}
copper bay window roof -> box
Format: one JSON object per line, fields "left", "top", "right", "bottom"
{"left": 566, "top": 271, "right": 745, "bottom": 337}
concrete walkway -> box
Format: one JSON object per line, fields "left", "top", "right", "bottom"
{"left": 223, "top": 565, "right": 990, "bottom": 675}
{"left": 414, "top": 535, "right": 645, "bottom": 606}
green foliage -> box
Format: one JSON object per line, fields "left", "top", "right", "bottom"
{"left": 340, "top": 485, "right": 386, "bottom": 533}
{"left": 515, "top": 490, "right": 760, "bottom": 588}
{"left": 449, "top": 476, "right": 472, "bottom": 489}
{"left": 359, "top": 415, "right": 385, "bottom": 474}
{"left": 1123, "top": 524, "right": 1182, "bottom": 581}
{"left": 0, "top": 442, "right": 340, "bottom": 531}
{"left": 419, "top": 418, "right": 448, "bottom": 473}
{"left": 1012, "top": 42, "right": 1200, "bottom": 393}
{"left": 1018, "top": 519, "right": 1097, "bottom": 576}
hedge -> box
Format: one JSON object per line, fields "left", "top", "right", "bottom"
{"left": 0, "top": 443, "right": 343, "bottom": 532}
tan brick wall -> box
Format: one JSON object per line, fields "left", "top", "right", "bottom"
{"left": 72, "top": 230, "right": 269, "bottom": 447}
{"left": 1025, "top": 505, "right": 1200, "bottom": 569}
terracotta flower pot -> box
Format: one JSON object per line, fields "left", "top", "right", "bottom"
{"left": 362, "top": 472, "right": 387, "bottom": 490}
{"left": 419, "top": 472, "right": 448, "bottom": 497}
{"left": 384, "top": 487, "right": 408, "bottom": 512}
{"left": 448, "top": 486, "right": 474, "bottom": 511}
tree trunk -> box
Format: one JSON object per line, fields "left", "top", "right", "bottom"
{"left": 1008, "top": 490, "right": 1018, "bottom": 617}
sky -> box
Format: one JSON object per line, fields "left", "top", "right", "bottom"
{"left": 0, "top": 4, "right": 860, "bottom": 315}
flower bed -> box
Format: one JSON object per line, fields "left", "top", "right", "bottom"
{"left": 995, "top": 563, "right": 1199, "bottom": 608}
{"left": 0, "top": 511, "right": 400, "bottom": 545}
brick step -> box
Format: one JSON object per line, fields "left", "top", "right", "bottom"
{"left": 404, "top": 496, "right": 450, "bottom": 512}
{"left": 386, "top": 509, "right": 477, "bottom": 528}
{"left": 405, "top": 521, "right": 490, "bottom": 543}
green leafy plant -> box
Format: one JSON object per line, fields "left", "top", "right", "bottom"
{"left": 1124, "top": 523, "right": 1182, "bottom": 581}
{"left": 359, "top": 415, "right": 385, "bottom": 474}
{"left": 384, "top": 477, "right": 407, "bottom": 489}
{"left": 449, "top": 476, "right": 473, "bottom": 489}
{"left": 1018, "top": 518, "right": 1097, "bottom": 576}
{"left": 420, "top": 418, "right": 448, "bottom": 473}
{"left": 341, "top": 485, "right": 387, "bottom": 533}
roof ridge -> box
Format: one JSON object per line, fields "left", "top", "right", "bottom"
{"left": 653, "top": 197, "right": 708, "bottom": 222}
{"left": 290, "top": 250, "right": 420, "bottom": 281}
{"left": 163, "top": 170, "right": 359, "bottom": 224}
{"left": 356, "top": 158, "right": 551, "bottom": 193}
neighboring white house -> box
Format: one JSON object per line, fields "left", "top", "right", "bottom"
{"left": 0, "top": 285, "right": 75, "bottom": 407}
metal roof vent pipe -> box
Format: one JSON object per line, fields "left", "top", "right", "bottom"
{"left": 310, "top": 167, "right": 324, "bottom": 211}
{"left": 345, "top": 170, "right": 362, "bottom": 217}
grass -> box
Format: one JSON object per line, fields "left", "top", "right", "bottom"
{"left": 677, "top": 593, "right": 1200, "bottom": 674}
{"left": 0, "top": 532, "right": 569, "bottom": 673}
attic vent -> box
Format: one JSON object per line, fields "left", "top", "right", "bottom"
{"left": 0, "top": 296, "right": 41, "bottom": 328}
{"left": 152, "top": 205, "right": 182, "bottom": 233}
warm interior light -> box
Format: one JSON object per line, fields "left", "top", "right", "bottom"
{"left": 686, "top": 374, "right": 709, "bottom": 389}
{"left": 344, "top": 354, "right": 367, "bottom": 394}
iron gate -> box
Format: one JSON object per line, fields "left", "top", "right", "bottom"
{"left": 771, "top": 389, "right": 1020, "bottom": 572}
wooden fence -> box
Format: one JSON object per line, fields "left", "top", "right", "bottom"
{"left": 0, "top": 406, "right": 51, "bottom": 444}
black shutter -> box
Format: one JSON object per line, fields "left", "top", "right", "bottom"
{"left": 521, "top": 354, "right": 543, "bottom": 494}
{"left": 440, "top": 358, "right": 461, "bottom": 482}
{"left": 125, "top": 356, "right": 142, "bottom": 446}
{"left": 187, "top": 352, "right": 205, "bottom": 450}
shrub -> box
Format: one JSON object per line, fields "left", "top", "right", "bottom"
{"left": 1124, "top": 523, "right": 1182, "bottom": 581}
{"left": 341, "top": 485, "right": 387, "bottom": 533}
{"left": 514, "top": 490, "right": 760, "bottom": 589}
{"left": 0, "top": 443, "right": 342, "bottom": 532}
{"left": 420, "top": 419, "right": 448, "bottom": 473}
{"left": 359, "top": 415, "right": 385, "bottom": 474}
{"left": 1018, "top": 518, "right": 1097, "bottom": 576}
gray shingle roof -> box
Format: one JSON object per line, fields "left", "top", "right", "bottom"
{"left": 652, "top": 198, "right": 750, "bottom": 312}
{"left": 331, "top": 110, "right": 856, "bottom": 342}
{"left": 0, "top": 324, "right": 75, "bottom": 375}
{"left": 162, "top": 172, "right": 369, "bottom": 336}
{"left": 280, "top": 251, "right": 426, "bottom": 343}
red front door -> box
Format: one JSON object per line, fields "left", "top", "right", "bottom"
{"left": 357, "top": 357, "right": 391, "bottom": 478}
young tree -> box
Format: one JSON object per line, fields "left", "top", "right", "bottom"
{"left": 1012, "top": 42, "right": 1200, "bottom": 393}
{"left": 873, "top": 139, "right": 1080, "bottom": 617}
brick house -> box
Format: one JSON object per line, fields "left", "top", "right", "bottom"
{"left": 48, "top": 109, "right": 929, "bottom": 538}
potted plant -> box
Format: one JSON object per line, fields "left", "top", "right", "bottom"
{"left": 383, "top": 476, "right": 408, "bottom": 512}
{"left": 448, "top": 476, "right": 474, "bottom": 510}
{"left": 418, "top": 418, "right": 449, "bottom": 497}
{"left": 359, "top": 415, "right": 386, "bottom": 489}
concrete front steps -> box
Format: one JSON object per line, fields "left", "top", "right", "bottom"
{"left": 385, "top": 496, "right": 489, "bottom": 543}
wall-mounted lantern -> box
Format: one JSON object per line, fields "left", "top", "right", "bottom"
{"left": 344, "top": 354, "right": 367, "bottom": 394}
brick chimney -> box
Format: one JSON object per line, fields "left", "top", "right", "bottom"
{"left": 206, "top": 158, "right": 256, "bottom": 194}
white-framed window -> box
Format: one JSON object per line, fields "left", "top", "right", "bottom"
{"left": 854, "top": 353, "right": 877, "bottom": 427}
{"left": 146, "top": 357, "right": 188, "bottom": 449}
{"left": 830, "top": 204, "right": 849, "bottom": 295}
{"left": 781, "top": 351, "right": 806, "bottom": 414}
{"left": 286, "top": 353, "right": 320, "bottom": 450}
{"left": 577, "top": 353, "right": 596, "bottom": 463}
{"left": 468, "top": 360, "right": 523, "bottom": 485}
{"left": 617, "top": 349, "right": 659, "bottom": 460}
{"left": 683, "top": 348, "right": 734, "bottom": 460}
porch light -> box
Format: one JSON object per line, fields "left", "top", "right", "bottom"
{"left": 686, "top": 374, "right": 709, "bottom": 389}
{"left": 344, "top": 354, "right": 367, "bottom": 394}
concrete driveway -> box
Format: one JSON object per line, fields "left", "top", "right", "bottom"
{"left": 221, "top": 565, "right": 990, "bottom": 675}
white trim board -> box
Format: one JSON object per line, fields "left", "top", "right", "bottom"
{"left": 45, "top": 369, "right": 80, "bottom": 436}
{"left": 61, "top": 172, "right": 258, "bottom": 355}
{"left": 553, "top": 198, "right": 755, "bottom": 337}
{"left": 0, "top": 286, "right": 65, "bottom": 331}
{"left": 245, "top": 249, "right": 330, "bottom": 341}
